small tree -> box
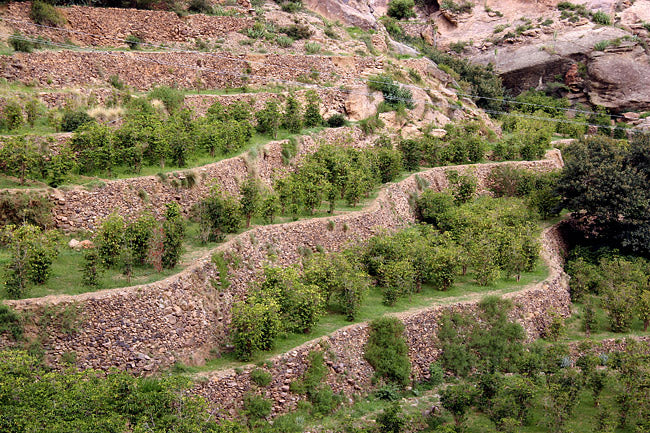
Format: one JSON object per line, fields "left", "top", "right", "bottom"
{"left": 161, "top": 202, "right": 185, "bottom": 269}
{"left": 303, "top": 90, "right": 323, "bottom": 127}
{"left": 638, "top": 290, "right": 650, "bottom": 332}
{"left": 125, "top": 213, "right": 157, "bottom": 266}
{"left": 255, "top": 100, "right": 281, "bottom": 138}
{"left": 364, "top": 317, "right": 411, "bottom": 386}
{"left": 440, "top": 384, "right": 475, "bottom": 428}
{"left": 260, "top": 192, "right": 280, "bottom": 224}
{"left": 2, "top": 224, "right": 58, "bottom": 298}
{"left": 95, "top": 213, "right": 125, "bottom": 268}
{"left": 240, "top": 176, "right": 262, "bottom": 228}
{"left": 387, "top": 0, "right": 416, "bottom": 20}
{"left": 232, "top": 297, "right": 281, "bottom": 361}
{"left": 377, "top": 402, "right": 406, "bottom": 433}
{"left": 81, "top": 247, "right": 102, "bottom": 289}
{"left": 2, "top": 101, "right": 24, "bottom": 131}
{"left": 0, "top": 136, "right": 41, "bottom": 184}
{"left": 282, "top": 93, "right": 303, "bottom": 133}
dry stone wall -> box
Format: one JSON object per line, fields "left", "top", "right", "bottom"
{"left": 0, "top": 51, "right": 381, "bottom": 91}
{"left": 0, "top": 150, "right": 564, "bottom": 375}
{"left": 3, "top": 2, "right": 254, "bottom": 47}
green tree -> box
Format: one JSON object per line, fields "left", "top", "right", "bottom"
{"left": 2, "top": 224, "right": 58, "bottom": 298}
{"left": 194, "top": 186, "right": 243, "bottom": 242}
{"left": 161, "top": 202, "right": 185, "bottom": 269}
{"left": 125, "top": 213, "right": 157, "bottom": 266}
{"left": 387, "top": 0, "right": 416, "bottom": 19}
{"left": 260, "top": 192, "right": 280, "bottom": 224}
{"left": 81, "top": 246, "right": 102, "bottom": 289}
{"left": 303, "top": 90, "right": 323, "bottom": 127}
{"left": 240, "top": 175, "right": 262, "bottom": 228}
{"left": 256, "top": 100, "right": 281, "bottom": 138}
{"left": 440, "top": 383, "right": 475, "bottom": 428}
{"left": 379, "top": 259, "right": 415, "bottom": 306}
{"left": 2, "top": 100, "right": 24, "bottom": 131}
{"left": 363, "top": 317, "right": 411, "bottom": 386}
{"left": 231, "top": 297, "right": 281, "bottom": 361}
{"left": 0, "top": 136, "right": 41, "bottom": 184}
{"left": 95, "top": 213, "right": 126, "bottom": 268}
{"left": 639, "top": 290, "right": 650, "bottom": 332}
{"left": 377, "top": 403, "right": 406, "bottom": 433}
{"left": 282, "top": 93, "right": 303, "bottom": 133}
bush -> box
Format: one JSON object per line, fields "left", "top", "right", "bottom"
{"left": 95, "top": 213, "right": 125, "bottom": 268}
{"left": 0, "top": 304, "right": 23, "bottom": 340}
{"left": 194, "top": 187, "right": 242, "bottom": 242}
{"left": 304, "top": 42, "right": 321, "bottom": 54}
{"left": 81, "top": 247, "right": 102, "bottom": 288}
{"left": 242, "top": 393, "right": 272, "bottom": 421}
{"left": 591, "top": 10, "right": 611, "bottom": 25}
{"left": 161, "top": 202, "right": 185, "bottom": 269}
{"left": 231, "top": 297, "right": 281, "bottom": 361}
{"left": 2, "top": 101, "right": 24, "bottom": 131}
{"left": 367, "top": 74, "right": 415, "bottom": 109}
{"left": 387, "top": 0, "right": 415, "bottom": 20}
{"left": 60, "top": 110, "right": 95, "bottom": 132}
{"left": 276, "top": 35, "right": 293, "bottom": 47}
{"left": 416, "top": 190, "right": 454, "bottom": 226}
{"left": 364, "top": 317, "right": 411, "bottom": 386}
{"left": 440, "top": 0, "right": 473, "bottom": 13}
{"left": 282, "top": 23, "right": 313, "bottom": 40}
{"left": 429, "top": 362, "right": 444, "bottom": 386}
{"left": 30, "top": 1, "right": 66, "bottom": 26}
{"left": 280, "top": 1, "right": 302, "bottom": 12}
{"left": 148, "top": 86, "right": 185, "bottom": 113}
{"left": 9, "top": 32, "right": 34, "bottom": 53}
{"left": 250, "top": 368, "right": 272, "bottom": 387}
{"left": 125, "top": 34, "right": 142, "bottom": 50}
{"left": 187, "top": 0, "right": 212, "bottom": 13}
{"left": 377, "top": 402, "right": 406, "bottom": 433}
{"left": 326, "top": 113, "right": 347, "bottom": 127}
{"left": 0, "top": 192, "right": 53, "bottom": 228}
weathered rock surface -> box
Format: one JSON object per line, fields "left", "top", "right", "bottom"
{"left": 588, "top": 50, "right": 650, "bottom": 110}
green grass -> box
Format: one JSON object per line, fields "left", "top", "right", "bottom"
{"left": 187, "top": 261, "right": 548, "bottom": 372}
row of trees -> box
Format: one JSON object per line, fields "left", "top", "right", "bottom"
{"left": 230, "top": 191, "right": 542, "bottom": 360}
{"left": 0, "top": 90, "right": 326, "bottom": 185}
{"left": 86, "top": 203, "right": 186, "bottom": 288}
{"left": 0, "top": 202, "right": 185, "bottom": 299}
{"left": 566, "top": 250, "right": 650, "bottom": 333}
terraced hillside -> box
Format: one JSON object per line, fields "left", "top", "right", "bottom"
{"left": 1, "top": 1, "right": 649, "bottom": 432}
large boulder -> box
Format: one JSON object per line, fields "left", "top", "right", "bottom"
{"left": 587, "top": 50, "right": 650, "bottom": 111}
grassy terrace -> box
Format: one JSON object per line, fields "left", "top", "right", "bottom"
{"left": 180, "top": 261, "right": 549, "bottom": 373}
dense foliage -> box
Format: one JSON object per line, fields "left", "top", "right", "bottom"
{"left": 559, "top": 133, "right": 650, "bottom": 256}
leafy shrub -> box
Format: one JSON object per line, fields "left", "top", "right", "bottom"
{"left": 250, "top": 368, "right": 273, "bottom": 387}
{"left": 161, "top": 202, "right": 185, "bottom": 269}
{"left": 326, "top": 113, "right": 347, "bottom": 127}
{"left": 194, "top": 187, "right": 242, "bottom": 242}
{"left": 30, "top": 1, "right": 66, "bottom": 26}
{"left": 0, "top": 304, "right": 23, "bottom": 340}
{"left": 9, "top": 32, "right": 34, "bottom": 52}
{"left": 2, "top": 101, "right": 24, "bottom": 131}
{"left": 81, "top": 247, "right": 102, "bottom": 289}
{"left": 280, "top": 1, "right": 302, "bottom": 12}
{"left": 377, "top": 402, "right": 406, "bottom": 433}
{"left": 440, "top": 0, "right": 472, "bottom": 13}
{"left": 591, "top": 10, "right": 611, "bottom": 25}
{"left": 242, "top": 393, "right": 272, "bottom": 420}
{"left": 125, "top": 34, "right": 142, "bottom": 50}
{"left": 387, "top": 0, "right": 415, "bottom": 20}
{"left": 364, "top": 317, "right": 411, "bottom": 386}
{"left": 304, "top": 42, "right": 321, "bottom": 54}
{"left": 231, "top": 297, "right": 281, "bottom": 361}
{"left": 60, "top": 110, "right": 95, "bottom": 132}
{"left": 367, "top": 74, "right": 415, "bottom": 109}
{"left": 0, "top": 192, "right": 53, "bottom": 228}
{"left": 188, "top": 0, "right": 212, "bottom": 13}
{"left": 429, "top": 362, "right": 444, "bottom": 386}
{"left": 282, "top": 23, "right": 313, "bottom": 40}
{"left": 276, "top": 35, "right": 293, "bottom": 47}
{"left": 148, "top": 86, "right": 185, "bottom": 113}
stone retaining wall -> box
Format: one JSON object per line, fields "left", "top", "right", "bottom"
{"left": 0, "top": 51, "right": 380, "bottom": 91}
{"left": 0, "top": 150, "right": 564, "bottom": 375}
{"left": 2, "top": 2, "right": 254, "bottom": 47}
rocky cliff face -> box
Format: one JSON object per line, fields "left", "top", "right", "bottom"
{"left": 305, "top": 0, "right": 650, "bottom": 112}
